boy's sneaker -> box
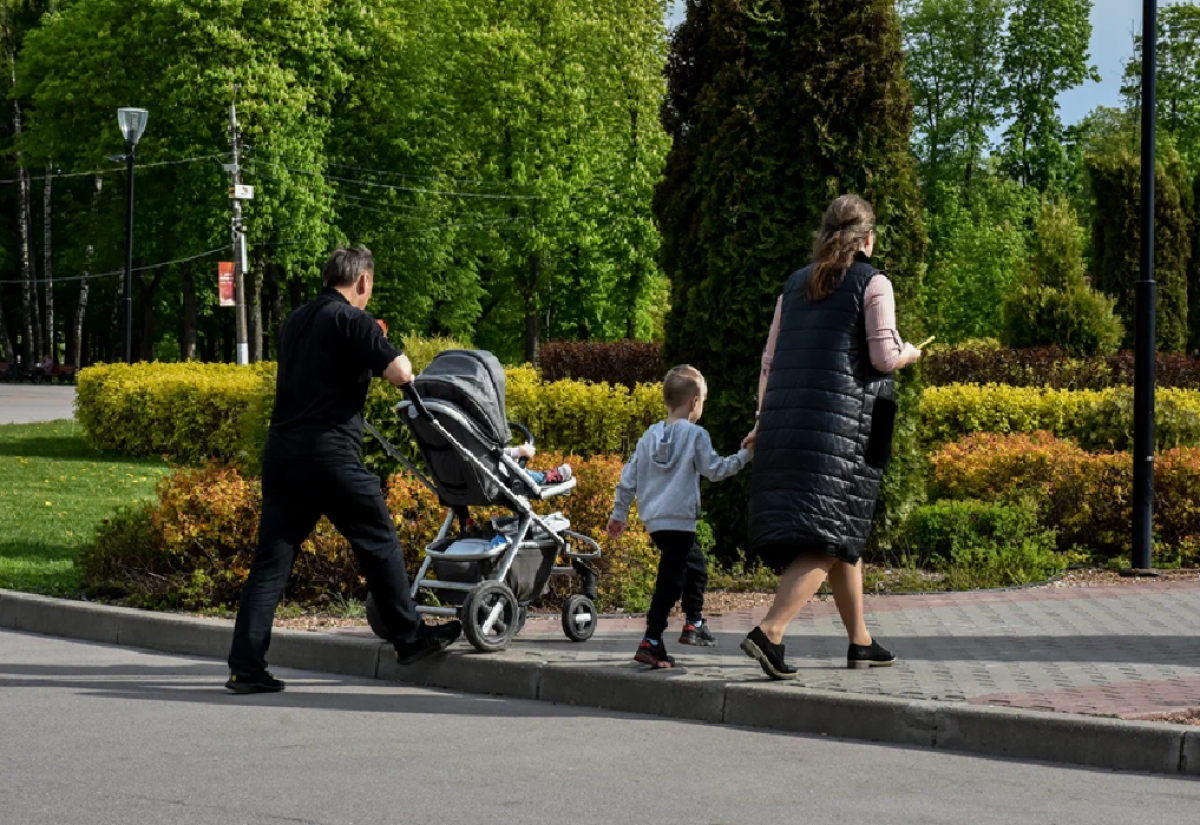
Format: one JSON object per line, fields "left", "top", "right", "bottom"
{"left": 847, "top": 640, "right": 896, "bottom": 669}
{"left": 543, "top": 465, "right": 573, "bottom": 485}
{"left": 679, "top": 621, "right": 718, "bottom": 647}
{"left": 740, "top": 626, "right": 798, "bottom": 680}
{"left": 225, "top": 671, "right": 285, "bottom": 694}
{"left": 633, "top": 639, "right": 676, "bottom": 669}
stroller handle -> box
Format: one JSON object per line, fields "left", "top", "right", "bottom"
{"left": 401, "top": 383, "right": 433, "bottom": 420}
{"left": 509, "top": 421, "right": 535, "bottom": 448}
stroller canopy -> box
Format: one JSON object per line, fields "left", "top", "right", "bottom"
{"left": 413, "top": 350, "right": 511, "bottom": 445}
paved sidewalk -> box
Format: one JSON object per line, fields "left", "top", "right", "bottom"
{"left": 333, "top": 580, "right": 1200, "bottom": 720}
{"left": 0, "top": 385, "right": 76, "bottom": 424}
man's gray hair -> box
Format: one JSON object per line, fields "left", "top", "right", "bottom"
{"left": 322, "top": 246, "right": 374, "bottom": 288}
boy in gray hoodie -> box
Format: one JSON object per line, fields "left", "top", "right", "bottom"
{"left": 607, "top": 365, "right": 753, "bottom": 668}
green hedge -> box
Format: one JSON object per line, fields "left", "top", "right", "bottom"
{"left": 920, "top": 383, "right": 1200, "bottom": 451}
{"left": 78, "top": 355, "right": 667, "bottom": 471}
{"left": 76, "top": 362, "right": 274, "bottom": 464}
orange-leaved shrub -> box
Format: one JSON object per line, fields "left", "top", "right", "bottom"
{"left": 81, "top": 453, "right": 660, "bottom": 613}
{"left": 930, "top": 432, "right": 1200, "bottom": 560}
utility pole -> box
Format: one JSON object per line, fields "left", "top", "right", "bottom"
{"left": 228, "top": 88, "right": 249, "bottom": 366}
{"left": 1130, "top": 0, "right": 1158, "bottom": 574}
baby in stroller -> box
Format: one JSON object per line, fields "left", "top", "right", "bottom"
{"left": 363, "top": 349, "right": 601, "bottom": 652}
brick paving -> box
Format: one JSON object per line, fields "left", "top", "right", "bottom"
{"left": 330, "top": 580, "right": 1200, "bottom": 719}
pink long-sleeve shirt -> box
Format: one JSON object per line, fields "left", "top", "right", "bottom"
{"left": 761, "top": 274, "right": 907, "bottom": 377}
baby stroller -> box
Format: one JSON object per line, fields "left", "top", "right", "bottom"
{"left": 362, "top": 349, "right": 602, "bottom": 652}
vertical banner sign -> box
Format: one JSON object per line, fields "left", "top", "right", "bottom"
{"left": 218, "top": 262, "right": 235, "bottom": 307}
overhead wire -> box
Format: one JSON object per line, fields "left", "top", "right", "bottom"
{"left": 0, "top": 154, "right": 229, "bottom": 185}
{"left": 0, "top": 244, "right": 232, "bottom": 284}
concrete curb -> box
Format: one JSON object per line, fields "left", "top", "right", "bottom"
{"left": 2, "top": 589, "right": 1195, "bottom": 777}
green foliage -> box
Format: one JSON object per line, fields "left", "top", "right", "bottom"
{"left": 1122, "top": 4, "right": 1200, "bottom": 169}
{"left": 999, "top": 198, "right": 1123, "bottom": 355}
{"left": 5, "top": 0, "right": 670, "bottom": 366}
{"left": 999, "top": 0, "right": 1099, "bottom": 191}
{"left": 920, "top": 383, "right": 1200, "bottom": 451}
{"left": 361, "top": 368, "right": 665, "bottom": 479}
{"left": 1087, "top": 146, "right": 1194, "bottom": 352}
{"left": 899, "top": 499, "right": 1066, "bottom": 586}
{"left": 901, "top": 0, "right": 1007, "bottom": 201}
{"left": 81, "top": 453, "right": 662, "bottom": 613}
{"left": 538, "top": 340, "right": 665, "bottom": 387}
{"left": 931, "top": 431, "right": 1200, "bottom": 560}
{"left": 76, "top": 361, "right": 274, "bottom": 463}
{"left": 658, "top": 0, "right": 927, "bottom": 557}
{"left": 77, "top": 352, "right": 668, "bottom": 473}
{"left": 923, "top": 343, "right": 1200, "bottom": 389}
{"left": 922, "top": 175, "right": 1033, "bottom": 342}
{"left": 1031, "top": 197, "right": 1087, "bottom": 290}
{"left": 1003, "top": 283, "right": 1124, "bottom": 355}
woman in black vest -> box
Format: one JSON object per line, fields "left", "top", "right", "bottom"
{"left": 739, "top": 195, "right": 922, "bottom": 680}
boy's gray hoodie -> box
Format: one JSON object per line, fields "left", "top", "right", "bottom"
{"left": 610, "top": 420, "right": 751, "bottom": 534}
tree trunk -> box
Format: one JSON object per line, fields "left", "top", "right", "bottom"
{"left": 0, "top": 292, "right": 13, "bottom": 364}
{"left": 265, "top": 261, "right": 282, "bottom": 360}
{"left": 524, "top": 254, "right": 541, "bottom": 366}
{"left": 249, "top": 247, "right": 265, "bottom": 362}
{"left": 26, "top": 192, "right": 44, "bottom": 363}
{"left": 181, "top": 264, "right": 197, "bottom": 361}
{"left": 138, "top": 270, "right": 165, "bottom": 362}
{"left": 626, "top": 95, "right": 641, "bottom": 340}
{"left": 43, "top": 163, "right": 54, "bottom": 363}
{"left": 72, "top": 177, "right": 102, "bottom": 371}
{"left": 108, "top": 268, "right": 123, "bottom": 362}
{"left": 9, "top": 42, "right": 35, "bottom": 370}
{"left": 288, "top": 276, "right": 304, "bottom": 315}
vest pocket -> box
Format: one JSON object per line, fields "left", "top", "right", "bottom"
{"left": 865, "top": 396, "right": 897, "bottom": 469}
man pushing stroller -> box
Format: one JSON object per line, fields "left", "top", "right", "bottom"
{"left": 225, "top": 247, "right": 461, "bottom": 694}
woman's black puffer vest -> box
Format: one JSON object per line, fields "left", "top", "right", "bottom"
{"left": 749, "top": 254, "right": 897, "bottom": 562}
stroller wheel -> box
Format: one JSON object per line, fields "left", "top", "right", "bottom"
{"left": 363, "top": 593, "right": 391, "bottom": 641}
{"left": 462, "top": 581, "right": 520, "bottom": 652}
{"left": 562, "top": 594, "right": 597, "bottom": 643}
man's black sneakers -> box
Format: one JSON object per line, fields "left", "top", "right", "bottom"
{"left": 679, "top": 622, "right": 718, "bottom": 647}
{"left": 225, "top": 671, "right": 286, "bottom": 694}
{"left": 395, "top": 620, "right": 462, "bottom": 666}
{"left": 740, "top": 626, "right": 798, "bottom": 680}
{"left": 848, "top": 640, "right": 896, "bottom": 669}
{"left": 634, "top": 639, "right": 676, "bottom": 668}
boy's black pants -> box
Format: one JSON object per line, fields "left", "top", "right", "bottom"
{"left": 646, "top": 530, "right": 707, "bottom": 641}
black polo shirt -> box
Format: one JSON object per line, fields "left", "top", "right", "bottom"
{"left": 266, "top": 288, "right": 401, "bottom": 459}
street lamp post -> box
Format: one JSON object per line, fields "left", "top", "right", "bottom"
{"left": 1131, "top": 0, "right": 1157, "bottom": 573}
{"left": 116, "top": 108, "right": 148, "bottom": 365}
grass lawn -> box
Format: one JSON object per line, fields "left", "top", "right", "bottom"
{"left": 0, "top": 420, "right": 169, "bottom": 596}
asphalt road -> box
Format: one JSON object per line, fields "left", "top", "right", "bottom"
{"left": 0, "top": 385, "right": 75, "bottom": 425}
{"left": 1, "top": 630, "right": 1197, "bottom": 825}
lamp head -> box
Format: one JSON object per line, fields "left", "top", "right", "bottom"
{"left": 117, "top": 108, "right": 149, "bottom": 146}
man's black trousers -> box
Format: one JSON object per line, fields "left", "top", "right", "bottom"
{"left": 645, "top": 530, "right": 707, "bottom": 641}
{"left": 227, "top": 454, "right": 422, "bottom": 676}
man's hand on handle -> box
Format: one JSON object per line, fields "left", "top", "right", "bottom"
{"left": 383, "top": 354, "right": 414, "bottom": 388}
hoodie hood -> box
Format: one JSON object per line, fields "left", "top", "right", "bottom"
{"left": 652, "top": 421, "right": 687, "bottom": 470}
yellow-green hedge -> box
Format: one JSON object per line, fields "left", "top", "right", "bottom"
{"left": 78, "top": 358, "right": 666, "bottom": 467}
{"left": 76, "top": 362, "right": 274, "bottom": 463}
{"left": 921, "top": 383, "right": 1200, "bottom": 451}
